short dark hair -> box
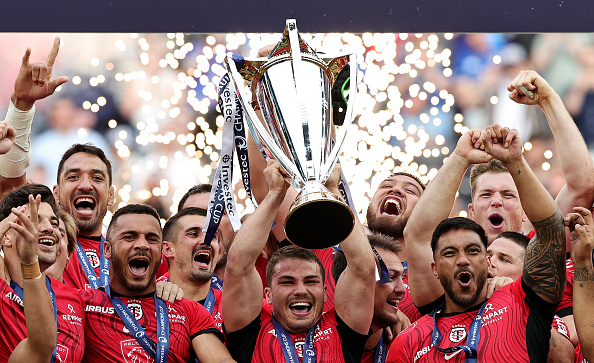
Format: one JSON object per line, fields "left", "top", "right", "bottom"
{"left": 494, "top": 231, "right": 530, "bottom": 250}
{"left": 332, "top": 232, "right": 402, "bottom": 283}
{"left": 389, "top": 172, "right": 426, "bottom": 191}
{"left": 163, "top": 207, "right": 208, "bottom": 243}
{"left": 469, "top": 159, "right": 508, "bottom": 200}
{"left": 178, "top": 184, "right": 212, "bottom": 211}
{"left": 106, "top": 204, "right": 161, "bottom": 243}
{"left": 430, "top": 217, "right": 488, "bottom": 255}
{"left": 57, "top": 143, "right": 113, "bottom": 185}
{"left": 0, "top": 184, "right": 58, "bottom": 221}
{"left": 266, "top": 245, "right": 325, "bottom": 287}
{"left": 57, "top": 210, "right": 78, "bottom": 255}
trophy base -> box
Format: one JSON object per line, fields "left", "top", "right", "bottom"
{"left": 284, "top": 183, "right": 355, "bottom": 250}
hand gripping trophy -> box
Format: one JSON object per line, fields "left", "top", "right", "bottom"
{"left": 225, "top": 19, "right": 358, "bottom": 249}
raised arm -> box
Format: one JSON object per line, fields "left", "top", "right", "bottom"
{"left": 0, "top": 37, "right": 68, "bottom": 197}
{"left": 403, "top": 129, "right": 491, "bottom": 307}
{"left": 7, "top": 195, "right": 57, "bottom": 363}
{"left": 481, "top": 126, "right": 566, "bottom": 303}
{"left": 327, "top": 164, "right": 376, "bottom": 335}
{"left": 566, "top": 207, "right": 594, "bottom": 361}
{"left": 222, "top": 160, "right": 290, "bottom": 332}
{"left": 508, "top": 70, "right": 594, "bottom": 251}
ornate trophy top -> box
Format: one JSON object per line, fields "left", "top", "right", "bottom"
{"left": 236, "top": 19, "right": 350, "bottom": 107}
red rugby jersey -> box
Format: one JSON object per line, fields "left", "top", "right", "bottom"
{"left": 82, "top": 288, "right": 219, "bottom": 363}
{"left": 387, "top": 278, "right": 557, "bottom": 362}
{"left": 225, "top": 304, "right": 369, "bottom": 363}
{"left": 0, "top": 278, "right": 85, "bottom": 363}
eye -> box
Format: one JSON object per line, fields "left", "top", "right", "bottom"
{"left": 188, "top": 231, "right": 199, "bottom": 237}
{"left": 480, "top": 193, "right": 490, "bottom": 198}
{"left": 500, "top": 257, "right": 511, "bottom": 263}
{"left": 443, "top": 250, "right": 455, "bottom": 257}
{"left": 66, "top": 174, "right": 79, "bottom": 181}
{"left": 148, "top": 237, "right": 160, "bottom": 244}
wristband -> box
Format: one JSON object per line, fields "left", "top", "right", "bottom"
{"left": 0, "top": 100, "right": 34, "bottom": 178}
{"left": 21, "top": 257, "right": 42, "bottom": 280}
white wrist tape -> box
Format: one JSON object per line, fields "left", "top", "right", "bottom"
{"left": 0, "top": 101, "right": 34, "bottom": 178}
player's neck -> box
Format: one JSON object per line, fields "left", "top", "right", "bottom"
{"left": 170, "top": 271, "right": 211, "bottom": 301}
{"left": 108, "top": 281, "right": 156, "bottom": 297}
{"left": 213, "top": 265, "right": 225, "bottom": 281}
{"left": 364, "top": 328, "right": 384, "bottom": 350}
{"left": 443, "top": 293, "right": 487, "bottom": 314}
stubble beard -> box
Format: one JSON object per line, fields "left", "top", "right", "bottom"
{"left": 440, "top": 269, "right": 488, "bottom": 309}
{"left": 366, "top": 208, "right": 407, "bottom": 240}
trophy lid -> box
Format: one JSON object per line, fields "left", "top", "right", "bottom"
{"left": 235, "top": 19, "right": 351, "bottom": 107}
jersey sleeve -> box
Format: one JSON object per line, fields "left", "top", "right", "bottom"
{"left": 185, "top": 299, "right": 221, "bottom": 341}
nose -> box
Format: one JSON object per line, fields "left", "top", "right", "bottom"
{"left": 388, "top": 184, "right": 404, "bottom": 196}
{"left": 456, "top": 253, "right": 471, "bottom": 266}
{"left": 393, "top": 277, "right": 406, "bottom": 295}
{"left": 134, "top": 236, "right": 150, "bottom": 250}
{"left": 490, "top": 193, "right": 503, "bottom": 207}
{"left": 293, "top": 281, "right": 308, "bottom": 296}
{"left": 77, "top": 174, "right": 93, "bottom": 191}
{"left": 38, "top": 217, "right": 53, "bottom": 234}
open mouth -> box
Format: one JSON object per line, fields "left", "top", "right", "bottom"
{"left": 128, "top": 256, "right": 150, "bottom": 277}
{"left": 488, "top": 213, "right": 504, "bottom": 228}
{"left": 387, "top": 298, "right": 400, "bottom": 308}
{"left": 193, "top": 250, "right": 212, "bottom": 269}
{"left": 456, "top": 271, "right": 473, "bottom": 287}
{"left": 74, "top": 196, "right": 96, "bottom": 216}
{"left": 381, "top": 198, "right": 402, "bottom": 216}
{"left": 38, "top": 235, "right": 57, "bottom": 247}
{"left": 289, "top": 302, "right": 312, "bottom": 316}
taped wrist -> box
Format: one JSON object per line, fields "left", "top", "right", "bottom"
{"left": 0, "top": 100, "right": 34, "bottom": 178}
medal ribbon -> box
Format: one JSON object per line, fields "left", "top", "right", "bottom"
{"left": 373, "top": 331, "right": 387, "bottom": 363}
{"left": 431, "top": 300, "right": 487, "bottom": 362}
{"left": 76, "top": 236, "right": 109, "bottom": 289}
{"left": 272, "top": 315, "right": 318, "bottom": 363}
{"left": 105, "top": 284, "right": 169, "bottom": 363}
{"left": 210, "top": 273, "right": 223, "bottom": 291}
{"left": 12, "top": 277, "right": 58, "bottom": 363}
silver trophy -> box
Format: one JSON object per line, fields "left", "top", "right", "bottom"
{"left": 224, "top": 19, "right": 357, "bottom": 249}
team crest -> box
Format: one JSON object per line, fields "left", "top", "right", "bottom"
{"left": 86, "top": 251, "right": 100, "bottom": 268}
{"left": 294, "top": 338, "right": 305, "bottom": 358}
{"left": 55, "top": 344, "right": 68, "bottom": 363}
{"left": 449, "top": 326, "right": 467, "bottom": 343}
{"left": 120, "top": 339, "right": 153, "bottom": 363}
{"left": 127, "top": 302, "right": 143, "bottom": 320}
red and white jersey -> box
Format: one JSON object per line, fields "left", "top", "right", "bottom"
{"left": 63, "top": 236, "right": 103, "bottom": 291}
{"left": 399, "top": 272, "right": 422, "bottom": 323}
{"left": 387, "top": 279, "right": 557, "bottom": 363}
{"left": 82, "top": 289, "right": 219, "bottom": 363}
{"left": 225, "top": 304, "right": 369, "bottom": 363}
{"left": 0, "top": 278, "right": 85, "bottom": 363}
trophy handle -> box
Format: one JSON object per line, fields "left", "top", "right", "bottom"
{"left": 224, "top": 54, "right": 306, "bottom": 187}
{"left": 319, "top": 53, "right": 358, "bottom": 183}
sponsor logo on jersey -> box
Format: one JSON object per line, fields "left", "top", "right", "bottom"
{"left": 5, "top": 291, "right": 23, "bottom": 307}
{"left": 85, "top": 304, "right": 115, "bottom": 314}
{"left": 413, "top": 345, "right": 432, "bottom": 362}
{"left": 56, "top": 344, "right": 69, "bottom": 363}
{"left": 127, "top": 302, "right": 143, "bottom": 320}
{"left": 86, "top": 251, "right": 101, "bottom": 269}
{"left": 444, "top": 349, "right": 463, "bottom": 360}
{"left": 481, "top": 305, "right": 508, "bottom": 326}
{"left": 448, "top": 326, "right": 467, "bottom": 343}
{"left": 120, "top": 339, "right": 153, "bottom": 363}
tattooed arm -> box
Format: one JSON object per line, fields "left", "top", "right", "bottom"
{"left": 479, "top": 125, "right": 566, "bottom": 303}
{"left": 567, "top": 207, "right": 594, "bottom": 361}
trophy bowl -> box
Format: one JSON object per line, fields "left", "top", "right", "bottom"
{"left": 224, "top": 19, "right": 358, "bottom": 249}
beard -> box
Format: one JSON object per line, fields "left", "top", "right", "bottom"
{"left": 366, "top": 209, "right": 407, "bottom": 239}
{"left": 187, "top": 245, "right": 215, "bottom": 283}
{"left": 215, "top": 250, "right": 227, "bottom": 270}
{"left": 111, "top": 250, "right": 158, "bottom": 292}
{"left": 440, "top": 268, "right": 488, "bottom": 309}
{"left": 74, "top": 202, "right": 107, "bottom": 235}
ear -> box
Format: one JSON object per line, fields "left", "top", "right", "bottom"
{"left": 2, "top": 234, "right": 12, "bottom": 248}
{"left": 431, "top": 261, "right": 439, "bottom": 280}
{"left": 323, "top": 284, "right": 328, "bottom": 303}
{"left": 107, "top": 185, "right": 115, "bottom": 208}
{"left": 264, "top": 287, "right": 273, "bottom": 305}
{"left": 104, "top": 239, "right": 112, "bottom": 260}
{"left": 468, "top": 202, "right": 475, "bottom": 219}
{"left": 521, "top": 211, "right": 528, "bottom": 223}
{"left": 162, "top": 241, "right": 175, "bottom": 259}
{"left": 52, "top": 185, "right": 60, "bottom": 207}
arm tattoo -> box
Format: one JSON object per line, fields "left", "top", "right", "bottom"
{"left": 522, "top": 209, "right": 566, "bottom": 303}
{"left": 574, "top": 265, "right": 594, "bottom": 282}
{"left": 516, "top": 169, "right": 521, "bottom": 175}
